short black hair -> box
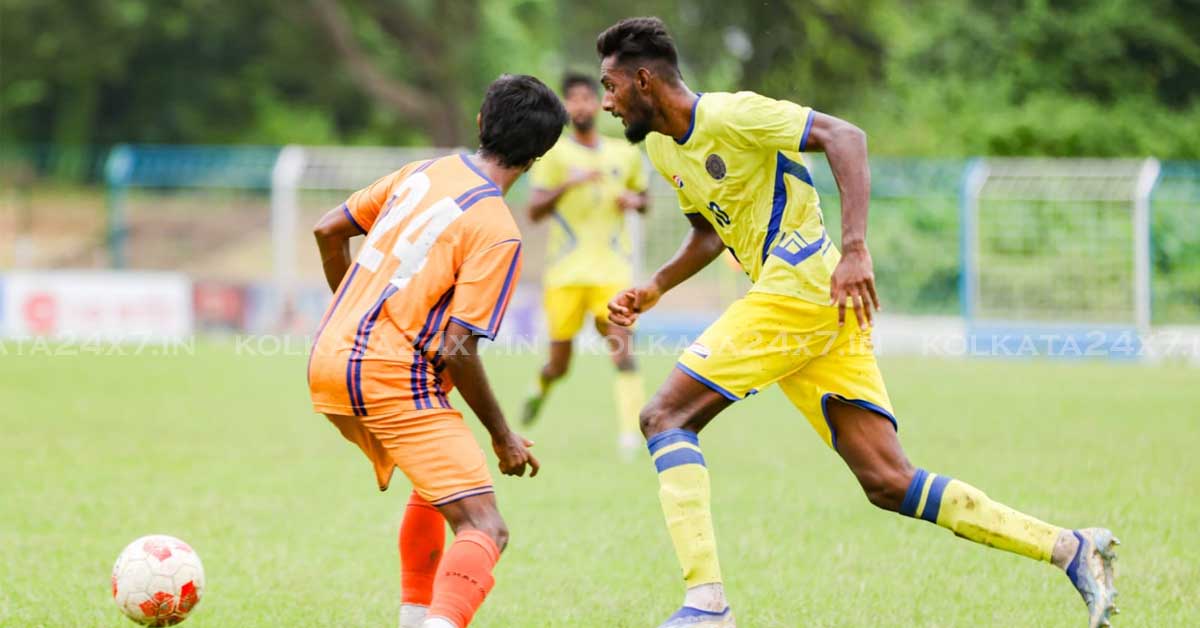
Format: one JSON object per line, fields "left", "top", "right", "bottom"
{"left": 478, "top": 74, "right": 568, "bottom": 169}
{"left": 595, "top": 16, "right": 680, "bottom": 74}
{"left": 561, "top": 71, "right": 598, "bottom": 96}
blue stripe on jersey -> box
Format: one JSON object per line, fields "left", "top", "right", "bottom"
{"left": 454, "top": 183, "right": 492, "bottom": 206}
{"left": 799, "top": 110, "right": 816, "bottom": 152}
{"left": 762, "top": 152, "right": 816, "bottom": 264}
{"left": 485, "top": 241, "right": 522, "bottom": 335}
{"left": 458, "top": 153, "right": 501, "bottom": 191}
{"left": 347, "top": 284, "right": 400, "bottom": 415}
{"left": 770, "top": 231, "right": 827, "bottom": 266}
{"left": 341, "top": 204, "right": 366, "bottom": 234}
{"left": 414, "top": 159, "right": 436, "bottom": 173}
{"left": 415, "top": 289, "right": 455, "bottom": 408}
{"left": 448, "top": 316, "right": 492, "bottom": 337}
{"left": 675, "top": 93, "right": 703, "bottom": 145}
{"left": 459, "top": 188, "right": 502, "bottom": 210}
{"left": 410, "top": 288, "right": 455, "bottom": 410}
{"left": 551, "top": 213, "right": 578, "bottom": 251}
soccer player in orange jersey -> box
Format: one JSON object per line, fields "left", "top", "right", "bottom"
{"left": 308, "top": 75, "right": 567, "bottom": 628}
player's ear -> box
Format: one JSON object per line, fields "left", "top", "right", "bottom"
{"left": 476, "top": 112, "right": 482, "bottom": 131}
{"left": 635, "top": 67, "right": 652, "bottom": 91}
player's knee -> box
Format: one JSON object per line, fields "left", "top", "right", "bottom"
{"left": 639, "top": 400, "right": 680, "bottom": 438}
{"left": 614, "top": 355, "right": 637, "bottom": 371}
{"left": 463, "top": 515, "right": 509, "bottom": 552}
{"left": 858, "top": 468, "right": 911, "bottom": 512}
{"left": 485, "top": 521, "right": 510, "bottom": 552}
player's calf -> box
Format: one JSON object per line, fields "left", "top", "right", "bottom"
{"left": 853, "top": 463, "right": 915, "bottom": 512}
{"left": 420, "top": 494, "right": 509, "bottom": 628}
{"left": 400, "top": 491, "right": 446, "bottom": 628}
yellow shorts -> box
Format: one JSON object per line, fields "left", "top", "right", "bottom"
{"left": 325, "top": 409, "right": 494, "bottom": 506}
{"left": 676, "top": 291, "right": 896, "bottom": 449}
{"left": 544, "top": 283, "right": 625, "bottom": 341}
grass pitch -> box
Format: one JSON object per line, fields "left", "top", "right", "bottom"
{"left": 1, "top": 341, "right": 1197, "bottom": 627}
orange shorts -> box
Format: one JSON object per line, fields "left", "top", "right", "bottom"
{"left": 325, "top": 408, "right": 494, "bottom": 506}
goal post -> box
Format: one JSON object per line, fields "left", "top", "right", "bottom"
{"left": 960, "top": 157, "right": 1161, "bottom": 358}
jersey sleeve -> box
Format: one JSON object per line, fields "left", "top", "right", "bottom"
{"left": 446, "top": 237, "right": 523, "bottom": 340}
{"left": 342, "top": 167, "right": 408, "bottom": 233}
{"left": 721, "top": 92, "right": 815, "bottom": 153}
{"left": 625, "top": 147, "right": 649, "bottom": 193}
{"left": 528, "top": 148, "right": 562, "bottom": 190}
{"left": 675, "top": 189, "right": 702, "bottom": 215}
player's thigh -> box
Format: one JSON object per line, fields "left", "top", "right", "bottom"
{"left": 544, "top": 286, "right": 588, "bottom": 341}
{"left": 777, "top": 318, "right": 897, "bottom": 450}
{"left": 360, "top": 409, "right": 494, "bottom": 506}
{"left": 324, "top": 413, "right": 396, "bottom": 491}
{"left": 589, "top": 283, "right": 635, "bottom": 363}
{"left": 642, "top": 366, "right": 732, "bottom": 436}
{"left": 587, "top": 284, "right": 626, "bottom": 331}
{"left": 676, "top": 292, "right": 829, "bottom": 402}
{"left": 435, "top": 491, "right": 507, "bottom": 542}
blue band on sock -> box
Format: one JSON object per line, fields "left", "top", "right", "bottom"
{"left": 899, "top": 468, "right": 928, "bottom": 517}
{"left": 654, "top": 447, "right": 706, "bottom": 473}
{"left": 919, "top": 474, "right": 952, "bottom": 523}
{"left": 646, "top": 428, "right": 699, "bottom": 455}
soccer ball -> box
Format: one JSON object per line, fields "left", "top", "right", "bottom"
{"left": 111, "top": 535, "right": 205, "bottom": 626}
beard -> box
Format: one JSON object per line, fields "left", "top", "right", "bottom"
{"left": 623, "top": 117, "right": 652, "bottom": 143}
{"left": 571, "top": 115, "right": 595, "bottom": 133}
{"left": 621, "top": 97, "right": 655, "bottom": 143}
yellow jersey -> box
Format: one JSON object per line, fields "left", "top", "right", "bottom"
{"left": 529, "top": 134, "right": 648, "bottom": 287}
{"left": 645, "top": 91, "right": 839, "bottom": 305}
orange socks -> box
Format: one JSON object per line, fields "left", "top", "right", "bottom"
{"left": 427, "top": 529, "right": 500, "bottom": 628}
{"left": 400, "top": 491, "right": 445, "bottom": 606}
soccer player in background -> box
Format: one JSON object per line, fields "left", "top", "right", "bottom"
{"left": 596, "top": 18, "right": 1120, "bottom": 628}
{"left": 308, "top": 75, "right": 567, "bottom": 628}
{"left": 521, "top": 71, "right": 650, "bottom": 459}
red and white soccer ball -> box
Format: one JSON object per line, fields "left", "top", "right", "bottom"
{"left": 111, "top": 535, "right": 205, "bottom": 626}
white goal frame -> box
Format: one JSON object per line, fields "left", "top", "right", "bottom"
{"left": 960, "top": 157, "right": 1160, "bottom": 358}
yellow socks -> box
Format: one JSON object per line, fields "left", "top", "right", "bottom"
{"left": 648, "top": 429, "right": 723, "bottom": 587}
{"left": 901, "top": 468, "right": 1061, "bottom": 562}
{"left": 614, "top": 370, "right": 644, "bottom": 443}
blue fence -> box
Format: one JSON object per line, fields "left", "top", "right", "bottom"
{"left": 2, "top": 144, "right": 1196, "bottom": 323}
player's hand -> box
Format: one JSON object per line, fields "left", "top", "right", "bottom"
{"left": 617, "top": 191, "right": 643, "bottom": 211}
{"left": 565, "top": 169, "right": 602, "bottom": 187}
{"left": 829, "top": 243, "right": 880, "bottom": 329}
{"left": 493, "top": 431, "right": 540, "bottom": 478}
{"left": 608, "top": 282, "right": 662, "bottom": 327}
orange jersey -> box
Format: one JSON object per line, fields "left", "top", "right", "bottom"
{"left": 309, "top": 154, "right": 522, "bottom": 416}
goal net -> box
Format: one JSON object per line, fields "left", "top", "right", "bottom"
{"left": 960, "top": 157, "right": 1160, "bottom": 358}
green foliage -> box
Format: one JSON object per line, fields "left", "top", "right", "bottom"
{"left": 4, "top": 0, "right": 1198, "bottom": 157}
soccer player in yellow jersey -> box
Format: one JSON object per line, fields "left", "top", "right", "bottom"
{"left": 596, "top": 17, "right": 1119, "bottom": 628}
{"left": 522, "top": 72, "right": 650, "bottom": 459}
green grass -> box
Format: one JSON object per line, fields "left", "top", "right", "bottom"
{"left": 2, "top": 342, "right": 1198, "bottom": 627}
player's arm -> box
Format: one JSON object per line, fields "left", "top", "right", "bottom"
{"left": 805, "top": 111, "right": 880, "bottom": 327}
{"left": 441, "top": 320, "right": 540, "bottom": 478}
{"left": 617, "top": 189, "right": 649, "bottom": 214}
{"left": 526, "top": 170, "right": 602, "bottom": 222}
{"left": 312, "top": 206, "right": 362, "bottom": 293}
{"left": 609, "top": 212, "right": 723, "bottom": 326}
{"left": 313, "top": 168, "right": 401, "bottom": 292}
